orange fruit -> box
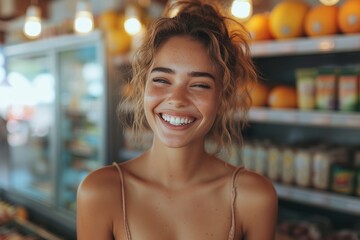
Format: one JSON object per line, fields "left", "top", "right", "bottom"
{"left": 305, "top": 5, "right": 338, "bottom": 37}
{"left": 338, "top": 0, "right": 360, "bottom": 34}
{"left": 247, "top": 81, "right": 270, "bottom": 107}
{"left": 269, "top": 0, "right": 310, "bottom": 39}
{"left": 268, "top": 86, "right": 298, "bottom": 109}
{"left": 245, "top": 13, "right": 273, "bottom": 41}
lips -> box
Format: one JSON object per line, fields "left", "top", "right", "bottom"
{"left": 160, "top": 113, "right": 195, "bottom": 126}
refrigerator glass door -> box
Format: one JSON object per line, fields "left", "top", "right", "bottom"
{"left": 58, "top": 44, "right": 105, "bottom": 212}
{"left": 6, "top": 54, "right": 56, "bottom": 204}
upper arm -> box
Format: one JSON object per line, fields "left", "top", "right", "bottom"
{"left": 77, "top": 168, "right": 116, "bottom": 240}
{"left": 237, "top": 172, "right": 278, "bottom": 240}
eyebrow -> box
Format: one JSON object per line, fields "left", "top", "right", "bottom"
{"left": 151, "top": 67, "right": 215, "bottom": 81}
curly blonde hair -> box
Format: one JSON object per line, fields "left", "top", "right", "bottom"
{"left": 118, "top": 0, "right": 257, "bottom": 153}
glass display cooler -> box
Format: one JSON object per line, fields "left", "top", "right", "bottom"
{"left": 0, "top": 31, "right": 111, "bottom": 236}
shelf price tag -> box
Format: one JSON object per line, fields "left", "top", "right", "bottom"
{"left": 318, "top": 39, "right": 335, "bottom": 52}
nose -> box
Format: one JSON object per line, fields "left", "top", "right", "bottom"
{"left": 167, "top": 85, "right": 189, "bottom": 107}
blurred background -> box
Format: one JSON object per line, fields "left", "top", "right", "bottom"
{"left": 0, "top": 0, "right": 360, "bottom": 239}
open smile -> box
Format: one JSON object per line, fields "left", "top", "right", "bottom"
{"left": 160, "top": 113, "right": 196, "bottom": 126}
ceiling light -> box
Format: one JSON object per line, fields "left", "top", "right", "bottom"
{"left": 124, "top": 4, "right": 142, "bottom": 36}
{"left": 319, "top": 0, "right": 339, "bottom": 6}
{"left": 23, "top": 4, "right": 42, "bottom": 39}
{"left": 231, "top": 0, "right": 253, "bottom": 21}
{"left": 74, "top": 0, "right": 94, "bottom": 34}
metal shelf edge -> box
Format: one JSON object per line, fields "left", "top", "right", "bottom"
{"left": 250, "top": 34, "right": 360, "bottom": 57}
{"left": 274, "top": 182, "right": 360, "bottom": 215}
{"left": 248, "top": 108, "right": 360, "bottom": 128}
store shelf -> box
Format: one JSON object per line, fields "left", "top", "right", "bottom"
{"left": 274, "top": 183, "right": 360, "bottom": 216}
{"left": 250, "top": 34, "right": 360, "bottom": 57}
{"left": 246, "top": 107, "right": 360, "bottom": 129}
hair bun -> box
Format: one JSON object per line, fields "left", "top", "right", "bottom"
{"left": 165, "top": 0, "right": 225, "bottom": 23}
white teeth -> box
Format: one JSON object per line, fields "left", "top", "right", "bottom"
{"left": 161, "top": 114, "right": 195, "bottom": 126}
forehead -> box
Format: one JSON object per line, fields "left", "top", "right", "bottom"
{"left": 152, "top": 36, "right": 217, "bottom": 75}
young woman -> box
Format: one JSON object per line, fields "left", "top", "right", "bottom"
{"left": 77, "top": 1, "right": 278, "bottom": 239}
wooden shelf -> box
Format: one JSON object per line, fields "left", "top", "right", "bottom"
{"left": 246, "top": 107, "right": 360, "bottom": 129}
{"left": 250, "top": 34, "right": 360, "bottom": 57}
{"left": 274, "top": 183, "right": 360, "bottom": 216}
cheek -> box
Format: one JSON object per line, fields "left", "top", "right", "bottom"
{"left": 144, "top": 84, "right": 158, "bottom": 104}
{"left": 197, "top": 95, "right": 220, "bottom": 118}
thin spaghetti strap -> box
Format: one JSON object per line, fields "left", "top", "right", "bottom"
{"left": 112, "top": 162, "right": 132, "bottom": 240}
{"left": 228, "top": 166, "right": 244, "bottom": 240}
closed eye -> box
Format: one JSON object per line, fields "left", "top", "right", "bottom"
{"left": 152, "top": 78, "right": 169, "bottom": 84}
{"left": 192, "top": 83, "right": 211, "bottom": 89}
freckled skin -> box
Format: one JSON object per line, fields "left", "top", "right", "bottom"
{"left": 76, "top": 3, "right": 277, "bottom": 240}
{"left": 144, "top": 36, "right": 221, "bottom": 150}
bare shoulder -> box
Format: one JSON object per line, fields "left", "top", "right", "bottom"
{"left": 236, "top": 169, "right": 277, "bottom": 202}
{"left": 235, "top": 169, "right": 278, "bottom": 239}
{"left": 77, "top": 164, "right": 126, "bottom": 239}
{"left": 77, "top": 164, "right": 121, "bottom": 203}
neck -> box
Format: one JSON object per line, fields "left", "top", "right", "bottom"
{"left": 143, "top": 139, "right": 212, "bottom": 189}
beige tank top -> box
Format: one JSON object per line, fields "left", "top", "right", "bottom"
{"left": 112, "top": 162, "right": 244, "bottom": 240}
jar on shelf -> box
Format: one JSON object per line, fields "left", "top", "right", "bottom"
{"left": 294, "top": 148, "right": 313, "bottom": 188}
{"left": 331, "top": 161, "right": 356, "bottom": 195}
{"left": 312, "top": 149, "right": 335, "bottom": 190}
{"left": 241, "top": 141, "right": 255, "bottom": 171}
{"left": 281, "top": 146, "right": 296, "bottom": 185}
{"left": 254, "top": 141, "right": 269, "bottom": 176}
{"left": 267, "top": 144, "right": 282, "bottom": 181}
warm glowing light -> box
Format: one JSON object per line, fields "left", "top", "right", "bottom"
{"left": 124, "top": 5, "right": 142, "bottom": 35}
{"left": 74, "top": 11, "right": 94, "bottom": 34}
{"left": 23, "top": 6, "right": 42, "bottom": 39}
{"left": 319, "top": 0, "right": 339, "bottom": 6}
{"left": 74, "top": 1, "right": 94, "bottom": 34}
{"left": 124, "top": 18, "right": 142, "bottom": 35}
{"left": 231, "top": 0, "right": 253, "bottom": 20}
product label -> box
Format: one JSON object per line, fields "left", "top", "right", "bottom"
{"left": 316, "top": 75, "right": 336, "bottom": 110}
{"left": 332, "top": 168, "right": 355, "bottom": 194}
{"left": 297, "top": 77, "right": 316, "bottom": 110}
{"left": 338, "top": 75, "right": 359, "bottom": 111}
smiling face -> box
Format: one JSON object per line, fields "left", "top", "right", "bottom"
{"left": 144, "top": 36, "right": 221, "bottom": 149}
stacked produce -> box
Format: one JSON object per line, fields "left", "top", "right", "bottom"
{"left": 244, "top": 64, "right": 360, "bottom": 112}
{"left": 244, "top": 0, "right": 360, "bottom": 42}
